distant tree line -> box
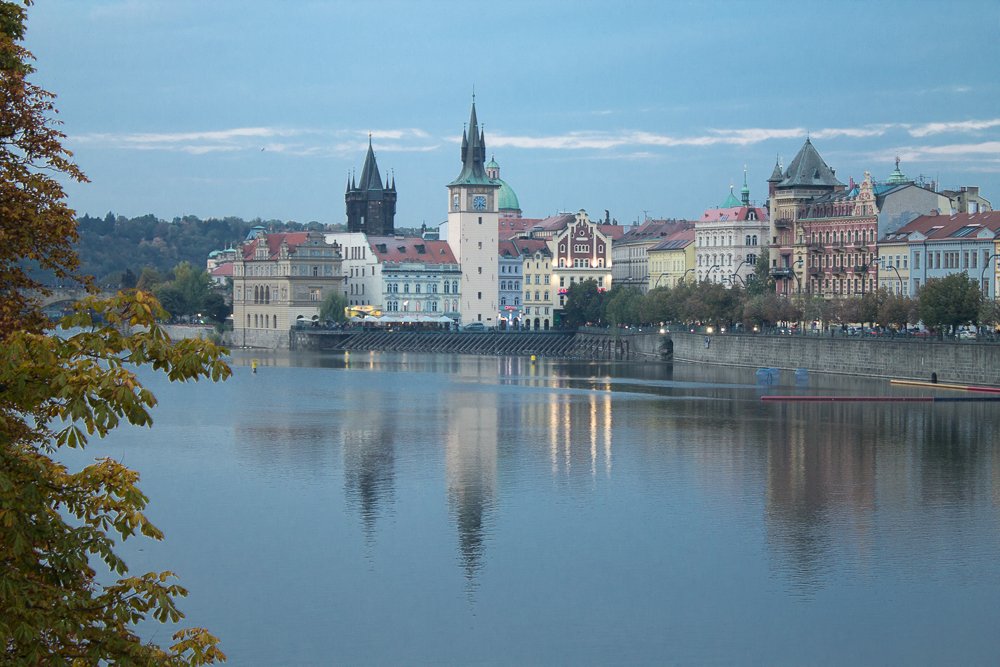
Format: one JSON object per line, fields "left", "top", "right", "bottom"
{"left": 73, "top": 212, "right": 340, "bottom": 285}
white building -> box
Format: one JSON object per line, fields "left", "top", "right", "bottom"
{"left": 695, "top": 174, "right": 769, "bottom": 287}
{"left": 445, "top": 101, "right": 499, "bottom": 327}
{"left": 325, "top": 231, "right": 380, "bottom": 310}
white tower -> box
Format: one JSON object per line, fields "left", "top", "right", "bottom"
{"left": 446, "top": 100, "right": 499, "bottom": 326}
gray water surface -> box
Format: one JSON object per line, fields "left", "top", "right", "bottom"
{"left": 67, "top": 351, "right": 1000, "bottom": 665}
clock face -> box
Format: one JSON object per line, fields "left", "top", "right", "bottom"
{"left": 473, "top": 195, "right": 487, "bottom": 211}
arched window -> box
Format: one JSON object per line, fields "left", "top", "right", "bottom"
{"left": 273, "top": 315, "right": 277, "bottom": 329}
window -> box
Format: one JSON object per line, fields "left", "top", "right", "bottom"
{"left": 914, "top": 253, "right": 920, "bottom": 269}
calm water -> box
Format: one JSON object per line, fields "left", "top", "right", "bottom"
{"left": 65, "top": 350, "right": 1000, "bottom": 665}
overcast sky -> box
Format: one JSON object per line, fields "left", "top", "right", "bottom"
{"left": 24, "top": 0, "right": 1000, "bottom": 228}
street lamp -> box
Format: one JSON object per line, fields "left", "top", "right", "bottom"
{"left": 705, "top": 264, "right": 721, "bottom": 283}
{"left": 681, "top": 268, "right": 695, "bottom": 283}
{"left": 731, "top": 259, "right": 750, "bottom": 288}
{"left": 980, "top": 254, "right": 999, "bottom": 299}
{"left": 873, "top": 257, "right": 903, "bottom": 295}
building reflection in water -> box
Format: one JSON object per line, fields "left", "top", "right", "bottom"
{"left": 341, "top": 412, "right": 396, "bottom": 544}
{"left": 761, "top": 396, "right": 1000, "bottom": 594}
{"left": 445, "top": 357, "right": 499, "bottom": 584}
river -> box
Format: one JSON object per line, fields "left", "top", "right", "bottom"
{"left": 63, "top": 350, "right": 1000, "bottom": 665}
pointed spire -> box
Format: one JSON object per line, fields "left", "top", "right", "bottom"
{"left": 358, "top": 134, "right": 383, "bottom": 191}
{"left": 768, "top": 155, "right": 784, "bottom": 182}
{"left": 740, "top": 165, "right": 751, "bottom": 206}
{"left": 450, "top": 98, "right": 493, "bottom": 186}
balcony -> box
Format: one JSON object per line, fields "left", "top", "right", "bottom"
{"left": 770, "top": 266, "right": 794, "bottom": 279}
{"left": 807, "top": 242, "right": 824, "bottom": 253}
{"left": 831, "top": 266, "right": 846, "bottom": 274}
{"left": 774, "top": 218, "right": 792, "bottom": 229}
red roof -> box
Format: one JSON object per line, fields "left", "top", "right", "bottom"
{"left": 887, "top": 211, "right": 1000, "bottom": 241}
{"left": 498, "top": 238, "right": 550, "bottom": 258}
{"left": 499, "top": 217, "right": 544, "bottom": 240}
{"left": 241, "top": 232, "right": 311, "bottom": 260}
{"left": 210, "top": 262, "right": 234, "bottom": 277}
{"left": 367, "top": 236, "right": 457, "bottom": 264}
{"left": 700, "top": 206, "right": 769, "bottom": 222}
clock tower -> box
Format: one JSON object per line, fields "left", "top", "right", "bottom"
{"left": 446, "top": 100, "right": 500, "bottom": 326}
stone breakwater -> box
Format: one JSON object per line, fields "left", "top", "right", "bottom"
{"left": 272, "top": 328, "right": 999, "bottom": 387}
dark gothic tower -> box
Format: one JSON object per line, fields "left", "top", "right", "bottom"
{"left": 346, "top": 136, "right": 396, "bottom": 235}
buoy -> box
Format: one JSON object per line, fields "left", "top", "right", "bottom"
{"left": 530, "top": 355, "right": 536, "bottom": 363}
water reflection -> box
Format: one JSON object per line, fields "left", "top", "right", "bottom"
{"left": 445, "top": 375, "right": 497, "bottom": 582}
{"left": 96, "top": 350, "right": 1000, "bottom": 663}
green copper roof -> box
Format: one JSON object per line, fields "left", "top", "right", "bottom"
{"left": 496, "top": 177, "right": 520, "bottom": 212}
{"left": 486, "top": 157, "right": 499, "bottom": 170}
{"left": 886, "top": 156, "right": 908, "bottom": 185}
{"left": 449, "top": 102, "right": 497, "bottom": 187}
{"left": 721, "top": 186, "right": 742, "bottom": 208}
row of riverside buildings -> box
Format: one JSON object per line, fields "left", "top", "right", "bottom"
{"left": 212, "top": 102, "right": 996, "bottom": 348}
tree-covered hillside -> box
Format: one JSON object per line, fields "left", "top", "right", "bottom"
{"left": 74, "top": 212, "right": 334, "bottom": 284}
{"left": 72, "top": 212, "right": 426, "bottom": 286}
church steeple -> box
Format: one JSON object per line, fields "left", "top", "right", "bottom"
{"left": 450, "top": 100, "right": 493, "bottom": 186}
{"left": 345, "top": 134, "right": 396, "bottom": 235}
{"left": 357, "top": 134, "right": 383, "bottom": 192}
{"left": 740, "top": 166, "right": 751, "bottom": 206}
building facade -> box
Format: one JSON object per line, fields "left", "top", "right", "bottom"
{"left": 888, "top": 212, "right": 1000, "bottom": 298}
{"left": 648, "top": 229, "right": 696, "bottom": 288}
{"left": 552, "top": 209, "right": 613, "bottom": 321}
{"left": 232, "top": 230, "right": 344, "bottom": 348}
{"left": 324, "top": 231, "right": 380, "bottom": 309}
{"left": 612, "top": 219, "right": 695, "bottom": 292}
{"left": 695, "top": 174, "right": 768, "bottom": 287}
{"left": 368, "top": 237, "right": 461, "bottom": 317}
{"left": 445, "top": 102, "right": 500, "bottom": 326}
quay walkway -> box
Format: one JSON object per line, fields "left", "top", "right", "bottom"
{"left": 289, "top": 329, "right": 641, "bottom": 360}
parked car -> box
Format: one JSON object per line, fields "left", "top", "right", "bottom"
{"left": 462, "top": 322, "right": 487, "bottom": 332}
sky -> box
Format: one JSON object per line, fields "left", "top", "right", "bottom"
{"left": 23, "top": 0, "right": 1000, "bottom": 229}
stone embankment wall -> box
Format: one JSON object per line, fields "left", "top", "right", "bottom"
{"left": 631, "top": 331, "right": 1000, "bottom": 386}
{"left": 251, "top": 327, "right": 1000, "bottom": 387}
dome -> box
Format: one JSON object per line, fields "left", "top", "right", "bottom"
{"left": 496, "top": 177, "right": 520, "bottom": 212}
{"left": 486, "top": 157, "right": 499, "bottom": 170}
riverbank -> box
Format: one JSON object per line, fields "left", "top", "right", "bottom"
{"left": 232, "top": 327, "right": 1000, "bottom": 387}
{"left": 637, "top": 330, "right": 1000, "bottom": 387}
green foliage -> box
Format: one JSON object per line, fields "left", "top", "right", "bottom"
{"left": 1, "top": 292, "right": 231, "bottom": 663}
{"left": 72, "top": 213, "right": 325, "bottom": 287}
{"left": 319, "top": 290, "right": 348, "bottom": 323}
{"left": 604, "top": 286, "right": 643, "bottom": 327}
{"left": 918, "top": 272, "right": 983, "bottom": 332}
{"left": 0, "top": 6, "right": 228, "bottom": 662}
{"left": 147, "top": 261, "right": 230, "bottom": 322}
{"left": 561, "top": 280, "right": 606, "bottom": 328}
{"left": 746, "top": 249, "right": 775, "bottom": 297}
{"left": 979, "top": 298, "right": 1000, "bottom": 330}
{"left": 877, "top": 289, "right": 914, "bottom": 330}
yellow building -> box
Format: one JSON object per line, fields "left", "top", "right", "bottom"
{"left": 648, "top": 228, "right": 696, "bottom": 288}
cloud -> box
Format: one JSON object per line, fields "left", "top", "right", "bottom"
{"left": 907, "top": 119, "right": 1000, "bottom": 137}
{"left": 72, "top": 126, "right": 438, "bottom": 156}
